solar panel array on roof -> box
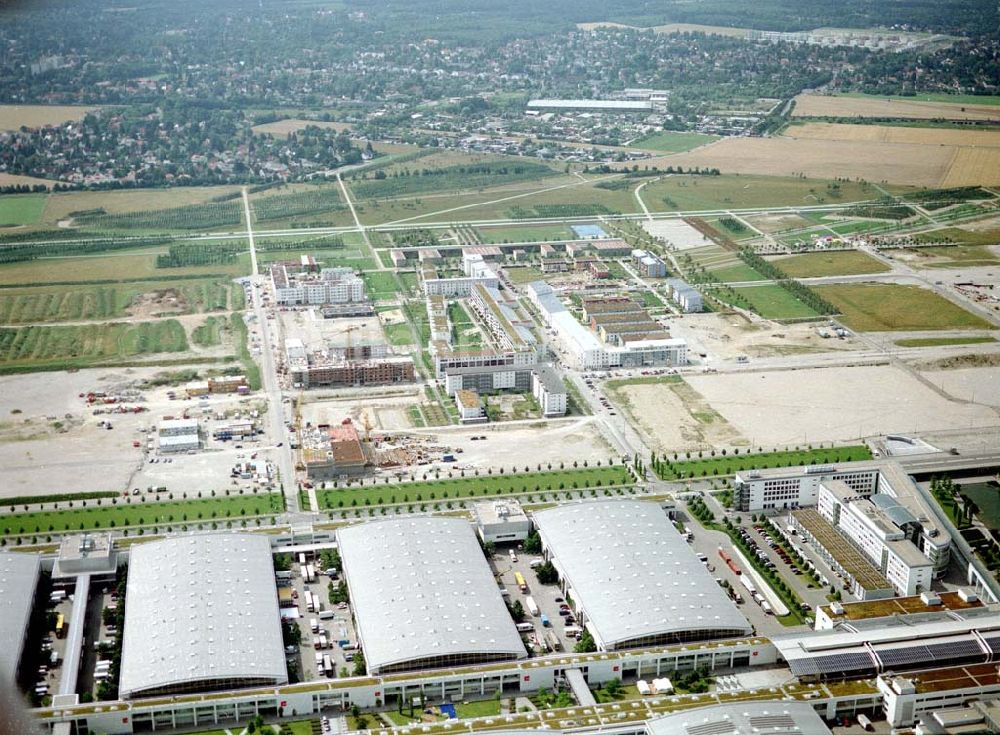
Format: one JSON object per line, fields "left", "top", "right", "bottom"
{"left": 877, "top": 638, "right": 985, "bottom": 670}
{"left": 983, "top": 635, "right": 1000, "bottom": 653}
{"left": 788, "top": 651, "right": 878, "bottom": 678}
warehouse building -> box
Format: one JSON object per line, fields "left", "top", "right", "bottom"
{"left": 118, "top": 534, "right": 287, "bottom": 699}
{"left": 157, "top": 418, "right": 200, "bottom": 453}
{"left": 336, "top": 518, "right": 527, "bottom": 674}
{"left": 645, "top": 701, "right": 832, "bottom": 735}
{"left": 0, "top": 551, "right": 41, "bottom": 688}
{"left": 532, "top": 500, "right": 752, "bottom": 650}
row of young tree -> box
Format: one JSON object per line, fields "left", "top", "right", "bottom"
{"left": 738, "top": 248, "right": 839, "bottom": 315}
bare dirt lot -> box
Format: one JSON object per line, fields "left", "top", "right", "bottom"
{"left": 669, "top": 312, "right": 859, "bottom": 361}
{"left": 0, "top": 367, "right": 276, "bottom": 500}
{"left": 301, "top": 386, "right": 423, "bottom": 432}
{"left": 414, "top": 418, "right": 615, "bottom": 471}
{"left": 654, "top": 136, "right": 995, "bottom": 188}
{"left": 791, "top": 95, "right": 1000, "bottom": 121}
{"left": 609, "top": 379, "right": 746, "bottom": 453}
{"left": 920, "top": 366, "right": 1000, "bottom": 407}
{"left": 685, "top": 365, "right": 999, "bottom": 446}
{"left": 0, "top": 104, "right": 100, "bottom": 131}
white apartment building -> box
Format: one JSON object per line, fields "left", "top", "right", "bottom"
{"left": 819, "top": 481, "right": 933, "bottom": 596}
{"left": 421, "top": 258, "right": 500, "bottom": 297}
{"left": 531, "top": 364, "right": 567, "bottom": 417}
{"left": 271, "top": 264, "right": 365, "bottom": 305}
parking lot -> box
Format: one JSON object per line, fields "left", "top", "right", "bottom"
{"left": 489, "top": 546, "right": 582, "bottom": 655}
{"left": 281, "top": 549, "right": 359, "bottom": 682}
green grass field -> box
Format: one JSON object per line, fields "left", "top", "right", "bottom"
{"left": 384, "top": 322, "right": 414, "bottom": 346}
{"left": 708, "top": 262, "right": 766, "bottom": 283}
{"left": 895, "top": 336, "right": 996, "bottom": 348}
{"left": 0, "top": 320, "right": 190, "bottom": 372}
{"left": 654, "top": 445, "right": 872, "bottom": 480}
{"left": 630, "top": 131, "right": 719, "bottom": 152}
{"left": 477, "top": 223, "right": 576, "bottom": 243}
{"left": 960, "top": 482, "right": 1000, "bottom": 531}
{"left": 0, "top": 194, "right": 48, "bottom": 225}
{"left": 362, "top": 271, "right": 401, "bottom": 300}
{"left": 814, "top": 283, "right": 992, "bottom": 331}
{"left": 0, "top": 279, "right": 233, "bottom": 324}
{"left": 314, "top": 466, "right": 631, "bottom": 509}
{"left": 734, "top": 284, "right": 820, "bottom": 320}
{"left": 773, "top": 250, "right": 891, "bottom": 278}
{"left": 191, "top": 315, "right": 225, "bottom": 347}
{"left": 0, "top": 491, "right": 284, "bottom": 537}
{"left": 503, "top": 266, "right": 544, "bottom": 285}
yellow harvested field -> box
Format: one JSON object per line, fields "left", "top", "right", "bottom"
{"left": 251, "top": 119, "right": 354, "bottom": 137}
{"left": 0, "top": 104, "right": 99, "bottom": 131}
{"left": 650, "top": 137, "right": 970, "bottom": 187}
{"left": 793, "top": 94, "right": 1000, "bottom": 121}
{"left": 577, "top": 21, "right": 748, "bottom": 37}
{"left": 941, "top": 147, "right": 1000, "bottom": 188}
{"left": 0, "top": 172, "right": 59, "bottom": 189}
{"left": 787, "top": 122, "right": 1000, "bottom": 148}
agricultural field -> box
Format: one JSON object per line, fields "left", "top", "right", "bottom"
{"left": 73, "top": 200, "right": 244, "bottom": 232}
{"left": 477, "top": 223, "right": 576, "bottom": 243}
{"left": 0, "top": 194, "right": 48, "bottom": 225}
{"left": 733, "top": 284, "right": 820, "bottom": 320}
{"left": 0, "top": 249, "right": 250, "bottom": 285}
{"left": 792, "top": 93, "right": 1000, "bottom": 121}
{"left": 651, "top": 136, "right": 987, "bottom": 188}
{"left": 0, "top": 319, "right": 191, "bottom": 372}
{"left": 39, "top": 186, "right": 242, "bottom": 226}
{"left": 250, "top": 184, "right": 346, "bottom": 223}
{"left": 643, "top": 175, "right": 885, "bottom": 211}
{"left": 785, "top": 122, "right": 1000, "bottom": 148}
{"left": 0, "top": 279, "right": 233, "bottom": 324}
{"left": 630, "top": 131, "right": 719, "bottom": 153}
{"left": 814, "top": 283, "right": 992, "bottom": 331}
{"left": 772, "top": 250, "right": 891, "bottom": 278}
{"left": 0, "top": 491, "right": 284, "bottom": 537}
{"left": 355, "top": 174, "right": 631, "bottom": 226}
{"left": 349, "top": 160, "right": 559, "bottom": 201}
{"left": 0, "top": 104, "right": 99, "bottom": 131}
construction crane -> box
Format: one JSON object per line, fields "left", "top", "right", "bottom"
{"left": 361, "top": 410, "right": 373, "bottom": 443}
{"left": 342, "top": 324, "right": 360, "bottom": 360}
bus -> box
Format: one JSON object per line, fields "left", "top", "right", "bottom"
{"left": 513, "top": 572, "right": 527, "bottom": 592}
{"left": 54, "top": 614, "right": 66, "bottom": 639}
